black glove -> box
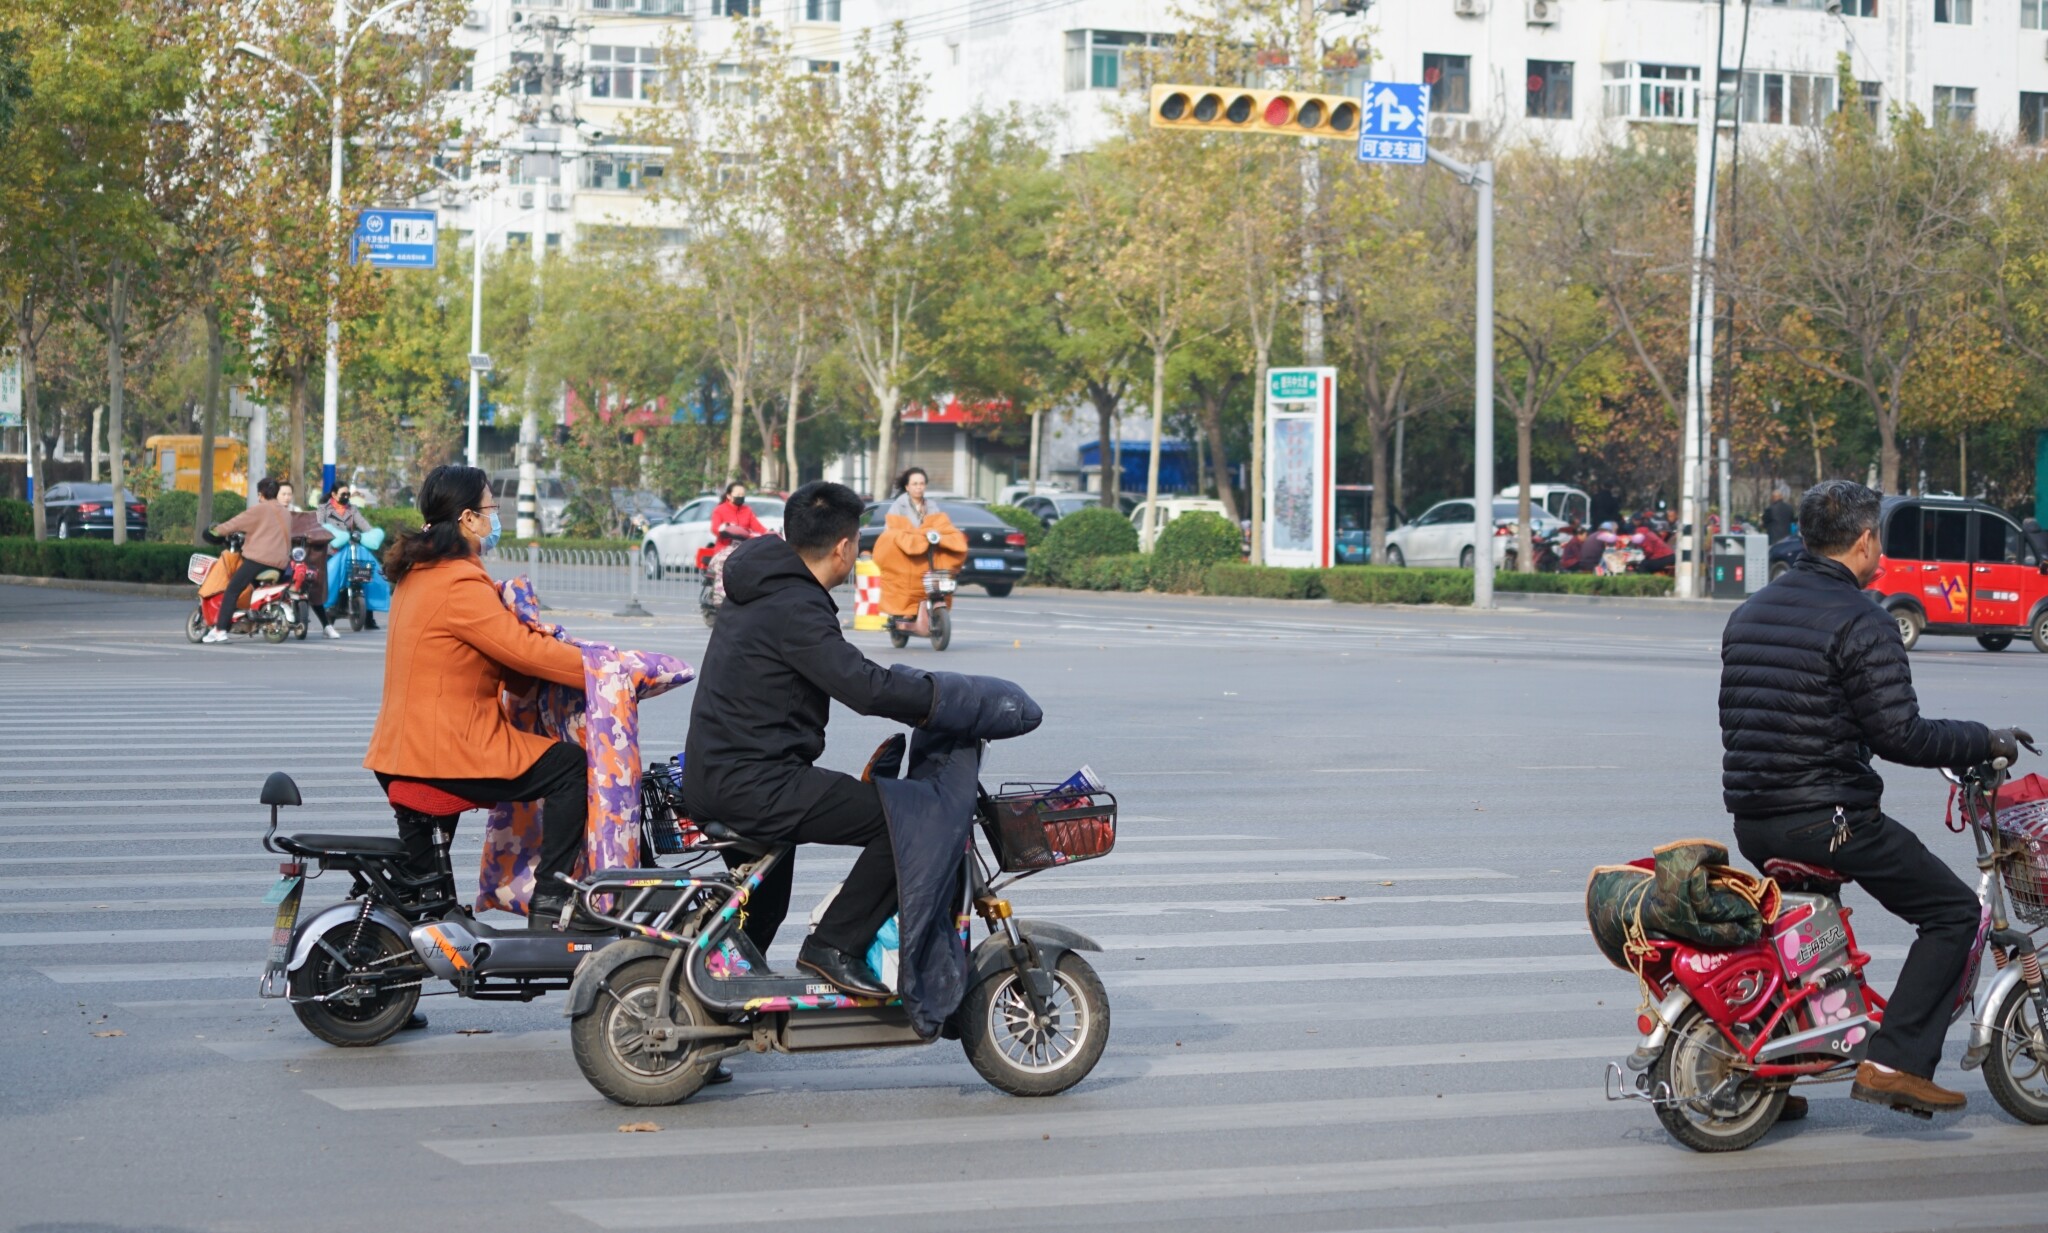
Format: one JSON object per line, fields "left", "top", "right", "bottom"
{"left": 1989, "top": 728, "right": 2039, "bottom": 763}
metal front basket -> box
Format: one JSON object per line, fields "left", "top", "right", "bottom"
{"left": 981, "top": 782, "right": 1118, "bottom": 873}
{"left": 641, "top": 759, "right": 705, "bottom": 856}
{"left": 1986, "top": 797, "right": 2048, "bottom": 926}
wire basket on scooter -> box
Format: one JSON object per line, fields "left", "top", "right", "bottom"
{"left": 980, "top": 782, "right": 1118, "bottom": 873}
{"left": 640, "top": 758, "right": 707, "bottom": 856}
{"left": 1985, "top": 797, "right": 2048, "bottom": 926}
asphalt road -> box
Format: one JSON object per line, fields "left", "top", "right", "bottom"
{"left": 3, "top": 579, "right": 2046, "bottom": 1233}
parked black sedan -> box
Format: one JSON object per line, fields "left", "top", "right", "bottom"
{"left": 43, "top": 483, "right": 147, "bottom": 539}
{"left": 859, "top": 500, "right": 1029, "bottom": 597}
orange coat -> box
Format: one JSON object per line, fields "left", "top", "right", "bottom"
{"left": 363, "top": 556, "right": 586, "bottom": 781}
{"left": 873, "top": 508, "right": 967, "bottom": 616}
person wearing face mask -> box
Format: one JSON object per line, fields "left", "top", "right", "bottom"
{"left": 1721, "top": 479, "right": 2033, "bottom": 1119}
{"left": 321, "top": 484, "right": 383, "bottom": 630}
{"left": 363, "top": 465, "right": 595, "bottom": 927}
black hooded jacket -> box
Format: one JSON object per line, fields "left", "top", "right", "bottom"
{"left": 1720, "top": 553, "right": 1990, "bottom": 819}
{"left": 684, "top": 535, "right": 934, "bottom": 830}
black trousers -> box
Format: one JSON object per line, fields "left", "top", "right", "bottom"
{"left": 1735, "top": 807, "right": 1981, "bottom": 1078}
{"left": 384, "top": 741, "right": 588, "bottom": 902}
{"left": 214, "top": 558, "right": 279, "bottom": 630}
{"left": 725, "top": 772, "right": 897, "bottom": 957}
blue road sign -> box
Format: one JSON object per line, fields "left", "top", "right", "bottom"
{"left": 1356, "top": 82, "right": 1430, "bottom": 165}
{"left": 353, "top": 208, "right": 438, "bottom": 269}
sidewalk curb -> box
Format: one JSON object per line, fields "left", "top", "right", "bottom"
{"left": 1505, "top": 590, "right": 1739, "bottom": 614}
{"left": 0, "top": 574, "right": 191, "bottom": 600}
{"left": 1014, "top": 583, "right": 1733, "bottom": 615}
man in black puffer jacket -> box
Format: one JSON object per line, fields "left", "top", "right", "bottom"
{"left": 1722, "top": 479, "right": 2031, "bottom": 1118}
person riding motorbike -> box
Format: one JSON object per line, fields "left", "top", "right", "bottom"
{"left": 322, "top": 485, "right": 378, "bottom": 629}
{"left": 277, "top": 482, "right": 340, "bottom": 640}
{"left": 203, "top": 476, "right": 291, "bottom": 644}
{"left": 362, "top": 464, "right": 597, "bottom": 929}
{"left": 682, "top": 481, "right": 937, "bottom": 999}
{"left": 1721, "top": 478, "right": 2034, "bottom": 1118}
{"left": 874, "top": 466, "right": 967, "bottom": 625}
{"left": 710, "top": 480, "right": 768, "bottom": 547}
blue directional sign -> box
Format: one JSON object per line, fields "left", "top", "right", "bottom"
{"left": 1355, "top": 81, "right": 1430, "bottom": 166}
{"left": 352, "top": 208, "right": 438, "bottom": 269}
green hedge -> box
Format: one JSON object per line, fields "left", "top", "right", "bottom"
{"left": 1038, "top": 507, "right": 1136, "bottom": 582}
{"left": 151, "top": 490, "right": 247, "bottom": 544}
{"left": 0, "top": 537, "right": 196, "bottom": 584}
{"left": 1054, "top": 553, "right": 1153, "bottom": 592}
{"left": 1323, "top": 566, "right": 1474, "bottom": 606}
{"left": 1495, "top": 571, "right": 1674, "bottom": 597}
{"left": 363, "top": 505, "right": 423, "bottom": 547}
{"left": 0, "top": 498, "right": 30, "bottom": 537}
{"left": 1204, "top": 563, "right": 1327, "bottom": 599}
{"left": 986, "top": 503, "right": 1046, "bottom": 547}
{"left": 1149, "top": 511, "right": 1242, "bottom": 592}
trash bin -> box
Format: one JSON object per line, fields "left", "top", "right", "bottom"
{"left": 1712, "top": 533, "right": 1762, "bottom": 599}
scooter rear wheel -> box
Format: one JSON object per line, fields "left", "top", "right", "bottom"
{"left": 1982, "top": 978, "right": 2048, "bottom": 1124}
{"left": 288, "top": 919, "right": 421, "bottom": 1047}
{"left": 1651, "top": 1005, "right": 1787, "bottom": 1152}
{"left": 929, "top": 605, "right": 951, "bottom": 652}
{"left": 349, "top": 589, "right": 367, "bottom": 632}
{"left": 570, "top": 956, "right": 714, "bottom": 1106}
{"left": 185, "top": 608, "right": 209, "bottom": 644}
{"left": 960, "top": 952, "right": 1109, "bottom": 1097}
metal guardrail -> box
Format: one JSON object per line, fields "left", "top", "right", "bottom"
{"left": 482, "top": 541, "right": 699, "bottom": 616}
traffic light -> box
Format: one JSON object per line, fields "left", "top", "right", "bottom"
{"left": 1149, "top": 84, "right": 1361, "bottom": 141}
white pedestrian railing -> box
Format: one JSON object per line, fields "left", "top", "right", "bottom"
{"left": 482, "top": 542, "right": 699, "bottom": 616}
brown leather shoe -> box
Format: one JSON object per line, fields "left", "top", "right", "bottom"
{"left": 1850, "top": 1062, "right": 1966, "bottom": 1118}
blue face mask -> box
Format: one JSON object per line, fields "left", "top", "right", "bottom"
{"left": 478, "top": 508, "right": 502, "bottom": 555}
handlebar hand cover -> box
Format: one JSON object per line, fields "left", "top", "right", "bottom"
{"left": 920, "top": 670, "right": 1042, "bottom": 740}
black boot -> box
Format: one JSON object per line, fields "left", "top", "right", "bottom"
{"left": 796, "top": 937, "right": 890, "bottom": 998}
{"left": 528, "top": 893, "right": 608, "bottom": 933}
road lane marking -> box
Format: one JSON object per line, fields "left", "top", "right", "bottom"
{"left": 1358, "top": 1195, "right": 2048, "bottom": 1233}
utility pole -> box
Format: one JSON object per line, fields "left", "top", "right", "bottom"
{"left": 1678, "top": 0, "right": 1727, "bottom": 599}
{"left": 1426, "top": 148, "right": 1495, "bottom": 610}
{"left": 515, "top": 16, "right": 566, "bottom": 542}
{"left": 1297, "top": 0, "right": 1325, "bottom": 368}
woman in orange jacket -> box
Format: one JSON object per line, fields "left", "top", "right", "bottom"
{"left": 872, "top": 466, "right": 966, "bottom": 619}
{"left": 362, "top": 464, "right": 593, "bottom": 926}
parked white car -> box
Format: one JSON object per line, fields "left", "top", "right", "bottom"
{"left": 1129, "top": 497, "right": 1232, "bottom": 547}
{"left": 640, "top": 493, "right": 786, "bottom": 578}
{"left": 1497, "top": 483, "right": 1592, "bottom": 529}
{"left": 1382, "top": 499, "right": 1562, "bottom": 569}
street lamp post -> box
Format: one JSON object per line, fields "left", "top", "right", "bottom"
{"left": 1426, "top": 148, "right": 1497, "bottom": 611}
{"left": 238, "top": 0, "right": 416, "bottom": 498}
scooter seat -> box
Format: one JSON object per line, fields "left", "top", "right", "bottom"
{"left": 696, "top": 819, "right": 774, "bottom": 858}
{"left": 386, "top": 779, "right": 489, "bottom": 815}
{"left": 1763, "top": 858, "right": 1850, "bottom": 889}
{"left": 287, "top": 832, "right": 409, "bottom": 858}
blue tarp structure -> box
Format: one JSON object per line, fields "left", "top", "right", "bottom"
{"left": 1077, "top": 440, "right": 1196, "bottom": 495}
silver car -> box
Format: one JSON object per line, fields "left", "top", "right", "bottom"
{"left": 1382, "top": 499, "right": 1562, "bottom": 570}
{"left": 488, "top": 470, "right": 568, "bottom": 537}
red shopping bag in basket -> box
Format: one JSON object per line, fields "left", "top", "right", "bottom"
{"left": 1986, "top": 774, "right": 2048, "bottom": 925}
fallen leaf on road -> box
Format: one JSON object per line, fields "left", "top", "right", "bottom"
{"left": 1315, "top": 895, "right": 1347, "bottom": 902}
{"left": 457, "top": 1028, "right": 493, "bottom": 1036}
{"left": 617, "top": 1122, "right": 661, "bottom": 1134}
{"left": 91, "top": 1029, "right": 124, "bottom": 1038}
{"left": 1381, "top": 880, "right": 1396, "bottom": 887}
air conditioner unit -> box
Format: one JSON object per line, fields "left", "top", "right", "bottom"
{"left": 1526, "top": 0, "right": 1557, "bottom": 23}
{"left": 462, "top": 8, "right": 485, "bottom": 30}
{"left": 548, "top": 191, "right": 565, "bottom": 210}
{"left": 1453, "top": 0, "right": 1481, "bottom": 15}
{"left": 1428, "top": 115, "right": 1481, "bottom": 143}
{"left": 518, "top": 190, "right": 535, "bottom": 209}
{"left": 439, "top": 188, "right": 463, "bottom": 206}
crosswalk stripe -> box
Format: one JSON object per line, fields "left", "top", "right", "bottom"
{"left": 1356, "top": 1195, "right": 2048, "bottom": 1233}
{"left": 0, "top": 866, "right": 1507, "bottom": 891}
{"left": 550, "top": 1123, "right": 2048, "bottom": 1228}
{"left": 426, "top": 1087, "right": 1609, "bottom": 1166}
{"left": 304, "top": 1037, "right": 1625, "bottom": 1111}
{"left": 2, "top": 927, "right": 270, "bottom": 947}
{"left": 36, "top": 961, "right": 253, "bottom": 983}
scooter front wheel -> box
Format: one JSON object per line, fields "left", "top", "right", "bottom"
{"left": 960, "top": 952, "right": 1109, "bottom": 1097}
{"left": 1982, "top": 978, "right": 2048, "bottom": 1124}
{"left": 929, "top": 605, "right": 951, "bottom": 652}
{"left": 349, "top": 589, "right": 367, "bottom": 632}
{"left": 570, "top": 956, "right": 715, "bottom": 1106}
{"left": 185, "top": 608, "right": 209, "bottom": 643}
{"left": 288, "top": 919, "right": 421, "bottom": 1047}
{"left": 1651, "top": 1005, "right": 1787, "bottom": 1152}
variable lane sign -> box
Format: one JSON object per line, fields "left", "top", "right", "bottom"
{"left": 1355, "top": 82, "right": 1429, "bottom": 165}
{"left": 353, "top": 208, "right": 438, "bottom": 269}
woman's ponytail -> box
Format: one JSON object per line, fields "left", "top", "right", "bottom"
{"left": 384, "top": 465, "right": 489, "bottom": 586}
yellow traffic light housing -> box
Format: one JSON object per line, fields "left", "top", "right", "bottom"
{"left": 1149, "top": 84, "right": 1361, "bottom": 141}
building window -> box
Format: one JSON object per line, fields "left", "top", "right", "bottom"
{"left": 1064, "top": 30, "right": 1167, "bottom": 92}
{"left": 587, "top": 0, "right": 688, "bottom": 12}
{"left": 1934, "top": 0, "right": 1971, "bottom": 21}
{"left": 1934, "top": 85, "right": 1976, "bottom": 126}
{"left": 583, "top": 153, "right": 664, "bottom": 191}
{"left": 1838, "top": 0, "right": 1876, "bottom": 13}
{"left": 804, "top": 0, "right": 840, "bottom": 19}
{"left": 1526, "top": 60, "right": 1573, "bottom": 120}
{"left": 2025, "top": 93, "right": 2048, "bottom": 143}
{"left": 1855, "top": 80, "right": 1882, "bottom": 124}
{"left": 1602, "top": 62, "right": 1700, "bottom": 122}
{"left": 2028, "top": 0, "right": 2048, "bottom": 27}
{"left": 1422, "top": 53, "right": 1470, "bottom": 114}
{"left": 587, "top": 46, "right": 663, "bottom": 102}
{"left": 510, "top": 153, "right": 562, "bottom": 186}
{"left": 709, "top": 0, "right": 748, "bottom": 15}
{"left": 1725, "top": 69, "right": 1836, "bottom": 126}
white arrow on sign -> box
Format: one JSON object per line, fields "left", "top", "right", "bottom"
{"left": 1372, "top": 87, "right": 1417, "bottom": 133}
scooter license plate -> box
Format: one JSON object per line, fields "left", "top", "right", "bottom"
{"left": 972, "top": 558, "right": 1003, "bottom": 572}
{"left": 262, "top": 878, "right": 304, "bottom": 983}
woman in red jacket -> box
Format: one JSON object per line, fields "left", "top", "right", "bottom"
{"left": 710, "top": 481, "right": 768, "bottom": 545}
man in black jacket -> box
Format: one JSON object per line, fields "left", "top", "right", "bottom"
{"left": 1722, "top": 479, "right": 2031, "bottom": 1117}
{"left": 684, "top": 481, "right": 935, "bottom": 998}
